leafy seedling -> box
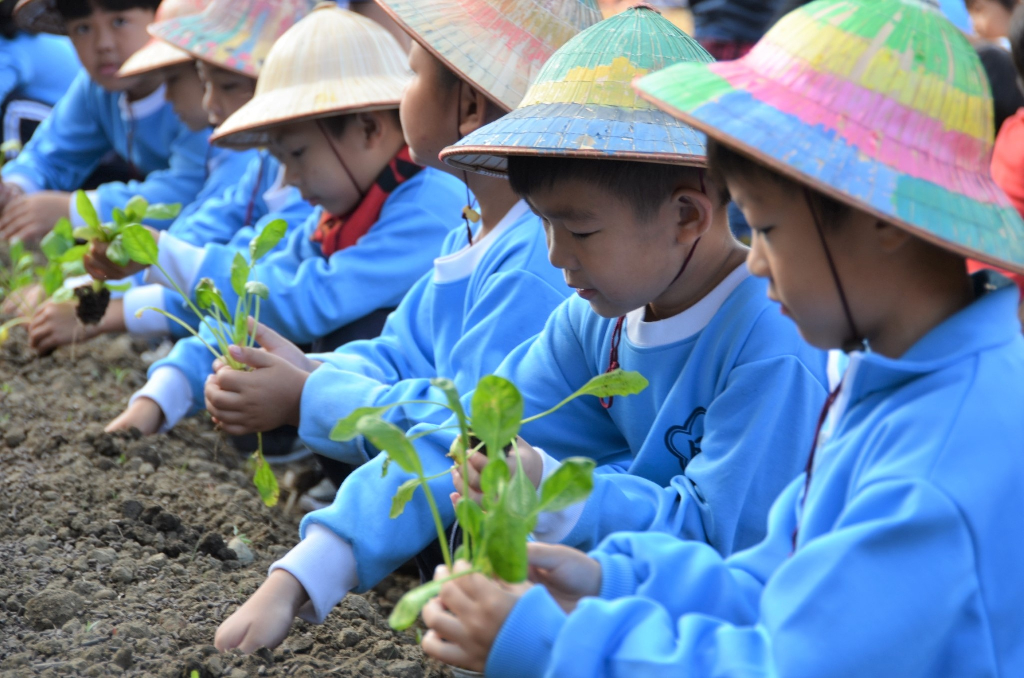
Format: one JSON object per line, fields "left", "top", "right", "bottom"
{"left": 332, "top": 370, "right": 649, "bottom": 630}
{"left": 123, "top": 219, "right": 289, "bottom": 507}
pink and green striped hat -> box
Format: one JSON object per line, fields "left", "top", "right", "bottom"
{"left": 635, "top": 0, "right": 1024, "bottom": 275}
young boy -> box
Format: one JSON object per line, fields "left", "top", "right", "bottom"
{"left": 25, "top": 0, "right": 314, "bottom": 353}
{"left": 421, "top": 1, "right": 1024, "bottom": 675}
{"left": 199, "top": 0, "right": 601, "bottom": 488}
{"left": 967, "top": 0, "right": 1019, "bottom": 45}
{"left": 105, "top": 4, "right": 465, "bottom": 437}
{"left": 0, "top": 0, "right": 210, "bottom": 243}
{"left": 213, "top": 5, "right": 829, "bottom": 654}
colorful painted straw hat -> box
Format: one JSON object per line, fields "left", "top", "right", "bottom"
{"left": 634, "top": 0, "right": 1024, "bottom": 275}
{"left": 13, "top": 0, "right": 71, "bottom": 35}
{"left": 149, "top": 0, "right": 316, "bottom": 78}
{"left": 440, "top": 5, "right": 712, "bottom": 176}
{"left": 118, "top": 0, "right": 210, "bottom": 79}
{"left": 374, "top": 0, "right": 602, "bottom": 112}
{"left": 210, "top": 3, "right": 411, "bottom": 149}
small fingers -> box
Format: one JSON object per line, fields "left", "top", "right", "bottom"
{"left": 420, "top": 629, "right": 474, "bottom": 668}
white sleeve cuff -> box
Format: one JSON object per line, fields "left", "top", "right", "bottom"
{"left": 531, "top": 447, "right": 586, "bottom": 544}
{"left": 68, "top": 190, "right": 99, "bottom": 228}
{"left": 4, "top": 174, "right": 40, "bottom": 195}
{"left": 130, "top": 366, "right": 192, "bottom": 432}
{"left": 269, "top": 524, "right": 359, "bottom": 624}
{"left": 122, "top": 284, "right": 170, "bottom": 336}
{"left": 142, "top": 232, "right": 205, "bottom": 294}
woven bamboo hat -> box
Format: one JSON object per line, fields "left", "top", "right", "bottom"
{"left": 118, "top": 0, "right": 210, "bottom": 79}
{"left": 210, "top": 3, "right": 411, "bottom": 149}
{"left": 149, "top": 0, "right": 315, "bottom": 78}
{"left": 441, "top": 5, "right": 712, "bottom": 177}
{"left": 374, "top": 0, "right": 602, "bottom": 112}
{"left": 634, "top": 0, "right": 1024, "bottom": 275}
{"left": 13, "top": 0, "right": 66, "bottom": 35}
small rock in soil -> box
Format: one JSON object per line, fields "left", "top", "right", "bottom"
{"left": 24, "top": 589, "right": 83, "bottom": 630}
{"left": 227, "top": 536, "right": 254, "bottom": 565}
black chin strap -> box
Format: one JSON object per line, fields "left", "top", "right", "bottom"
{"left": 457, "top": 80, "right": 479, "bottom": 245}
{"left": 317, "top": 119, "right": 367, "bottom": 202}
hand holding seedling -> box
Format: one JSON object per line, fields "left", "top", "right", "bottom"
{"left": 84, "top": 237, "right": 150, "bottom": 280}
{"left": 0, "top": 191, "right": 71, "bottom": 243}
{"left": 452, "top": 438, "right": 544, "bottom": 504}
{"left": 28, "top": 297, "right": 123, "bottom": 354}
{"left": 524, "top": 542, "right": 601, "bottom": 613}
{"left": 215, "top": 568, "right": 308, "bottom": 653}
{"left": 0, "top": 181, "right": 24, "bottom": 216}
{"left": 205, "top": 322, "right": 316, "bottom": 435}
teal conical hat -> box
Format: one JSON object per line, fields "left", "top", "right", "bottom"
{"left": 440, "top": 5, "right": 713, "bottom": 176}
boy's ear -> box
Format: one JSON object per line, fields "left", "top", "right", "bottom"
{"left": 669, "top": 186, "right": 714, "bottom": 243}
{"left": 357, "top": 111, "right": 385, "bottom": 146}
{"left": 457, "top": 84, "right": 495, "bottom": 137}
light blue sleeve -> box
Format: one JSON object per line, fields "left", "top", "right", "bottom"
{"left": 166, "top": 148, "right": 260, "bottom": 246}
{"left": 564, "top": 353, "right": 827, "bottom": 555}
{"left": 148, "top": 324, "right": 219, "bottom": 410}
{"left": 0, "top": 50, "right": 24, "bottom": 103}
{"left": 93, "top": 124, "right": 210, "bottom": 229}
{"left": 299, "top": 267, "right": 570, "bottom": 463}
{"left": 488, "top": 479, "right": 978, "bottom": 678}
{"left": 1, "top": 71, "right": 110, "bottom": 191}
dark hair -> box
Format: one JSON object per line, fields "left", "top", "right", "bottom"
{"left": 56, "top": 0, "right": 161, "bottom": 22}
{"left": 1010, "top": 3, "right": 1024, "bottom": 79}
{"left": 318, "top": 108, "right": 401, "bottom": 138}
{"left": 965, "top": 0, "right": 1017, "bottom": 10}
{"left": 976, "top": 43, "right": 1024, "bottom": 130}
{"left": 706, "top": 138, "right": 851, "bottom": 227}
{"left": 506, "top": 155, "right": 726, "bottom": 222}
{"left": 1, "top": 0, "right": 19, "bottom": 39}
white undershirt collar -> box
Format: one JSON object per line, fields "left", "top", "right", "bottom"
{"left": 625, "top": 263, "right": 751, "bottom": 348}
{"left": 119, "top": 83, "right": 167, "bottom": 120}
{"left": 433, "top": 200, "right": 530, "bottom": 284}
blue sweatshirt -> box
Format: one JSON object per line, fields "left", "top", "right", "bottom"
{"left": 133, "top": 167, "right": 465, "bottom": 428}
{"left": 487, "top": 278, "right": 1024, "bottom": 678}
{"left": 291, "top": 264, "right": 829, "bottom": 605}
{"left": 299, "top": 200, "right": 570, "bottom": 464}
{"left": 689, "top": 0, "right": 785, "bottom": 43}
{"left": 0, "top": 33, "right": 79, "bottom": 106}
{"left": 1, "top": 70, "right": 209, "bottom": 229}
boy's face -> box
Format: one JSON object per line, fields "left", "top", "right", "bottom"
{"left": 162, "top": 61, "right": 208, "bottom": 132}
{"left": 195, "top": 61, "right": 257, "bottom": 128}
{"left": 527, "top": 176, "right": 708, "bottom": 318}
{"left": 65, "top": 6, "right": 156, "bottom": 92}
{"left": 968, "top": 0, "right": 1015, "bottom": 41}
{"left": 401, "top": 41, "right": 458, "bottom": 172}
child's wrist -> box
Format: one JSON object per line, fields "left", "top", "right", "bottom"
{"left": 265, "top": 568, "right": 310, "bottom": 614}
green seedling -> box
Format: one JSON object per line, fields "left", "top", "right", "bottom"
{"left": 232, "top": 525, "right": 252, "bottom": 545}
{"left": 122, "top": 219, "right": 288, "bottom": 507}
{"left": 332, "top": 370, "right": 649, "bottom": 631}
{"left": 109, "top": 366, "right": 129, "bottom": 385}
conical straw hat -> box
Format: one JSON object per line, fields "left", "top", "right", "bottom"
{"left": 374, "top": 0, "right": 602, "bottom": 112}
{"left": 210, "top": 3, "right": 411, "bottom": 149}
{"left": 634, "top": 0, "right": 1024, "bottom": 275}
{"left": 118, "top": 0, "right": 210, "bottom": 79}
{"left": 13, "top": 0, "right": 69, "bottom": 35}
{"left": 441, "top": 5, "right": 712, "bottom": 176}
{"left": 150, "top": 0, "right": 316, "bottom": 78}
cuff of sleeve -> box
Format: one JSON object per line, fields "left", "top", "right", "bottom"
{"left": 592, "top": 551, "right": 639, "bottom": 600}
{"left": 4, "top": 174, "right": 39, "bottom": 194}
{"left": 531, "top": 448, "right": 586, "bottom": 544}
{"left": 68, "top": 190, "right": 99, "bottom": 228}
{"left": 130, "top": 366, "right": 192, "bottom": 432}
{"left": 142, "top": 232, "right": 205, "bottom": 293}
{"left": 269, "top": 524, "right": 359, "bottom": 624}
{"left": 123, "top": 284, "right": 170, "bottom": 336}
{"left": 486, "top": 585, "right": 565, "bottom": 678}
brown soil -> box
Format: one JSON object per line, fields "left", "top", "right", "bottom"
{"left": 0, "top": 329, "right": 449, "bottom": 678}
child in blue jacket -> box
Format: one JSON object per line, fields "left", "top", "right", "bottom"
{"left": 211, "top": 7, "right": 828, "bottom": 654}
{"left": 27, "top": 0, "right": 313, "bottom": 352}
{"left": 0, "top": 0, "right": 209, "bottom": 243}
{"left": 420, "top": 2, "right": 1024, "bottom": 676}
{"left": 105, "top": 5, "right": 465, "bottom": 437}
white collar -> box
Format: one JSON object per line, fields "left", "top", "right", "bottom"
{"left": 433, "top": 200, "right": 531, "bottom": 284}
{"left": 625, "top": 263, "right": 751, "bottom": 348}
{"left": 119, "top": 84, "right": 167, "bottom": 120}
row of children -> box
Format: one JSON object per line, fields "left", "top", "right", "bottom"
{"left": 2, "top": 0, "right": 1024, "bottom": 675}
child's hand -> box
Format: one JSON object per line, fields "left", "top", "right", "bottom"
{"left": 215, "top": 569, "right": 308, "bottom": 653}
{"left": 421, "top": 561, "right": 526, "bottom": 672}
{"left": 0, "top": 182, "right": 24, "bottom": 216}
{"left": 106, "top": 397, "right": 165, "bottom": 435}
{"left": 83, "top": 238, "right": 149, "bottom": 281}
{"left": 0, "top": 191, "right": 71, "bottom": 243}
{"left": 28, "top": 298, "right": 123, "bottom": 354}
{"left": 526, "top": 543, "right": 602, "bottom": 613}
{"left": 1, "top": 282, "right": 44, "bottom": 316}
{"left": 455, "top": 437, "right": 545, "bottom": 500}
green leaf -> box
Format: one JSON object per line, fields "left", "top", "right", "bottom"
{"left": 143, "top": 202, "right": 181, "bottom": 221}
{"left": 484, "top": 509, "right": 532, "bottom": 583}
{"left": 58, "top": 244, "right": 88, "bottom": 264}
{"left": 52, "top": 287, "right": 75, "bottom": 303}
{"left": 61, "top": 259, "right": 85, "bottom": 278}
{"left": 330, "top": 405, "right": 392, "bottom": 442}
{"left": 454, "top": 497, "right": 484, "bottom": 543}
{"left": 120, "top": 224, "right": 159, "bottom": 266}
{"left": 41, "top": 265, "right": 63, "bottom": 297}
{"left": 470, "top": 375, "right": 523, "bottom": 457}
{"left": 104, "top": 281, "right": 132, "bottom": 292}
{"left": 8, "top": 239, "right": 24, "bottom": 263}
{"left": 381, "top": 456, "right": 391, "bottom": 478}
{"left": 232, "top": 310, "right": 248, "bottom": 346}
{"left": 389, "top": 579, "right": 442, "bottom": 631}
{"left": 538, "top": 457, "right": 595, "bottom": 514}
{"left": 105, "top": 238, "right": 129, "bottom": 266}
{"left": 111, "top": 207, "right": 127, "bottom": 227}
{"left": 124, "top": 195, "right": 148, "bottom": 222}
{"left": 41, "top": 219, "right": 74, "bottom": 262}
{"left": 249, "top": 219, "right": 287, "bottom": 263}
{"left": 570, "top": 370, "right": 649, "bottom": 401}
{"left": 355, "top": 417, "right": 421, "bottom": 475}
{"left": 195, "top": 278, "right": 231, "bottom": 318}
{"left": 252, "top": 448, "right": 279, "bottom": 507}
{"left": 230, "top": 252, "right": 249, "bottom": 296}
{"left": 506, "top": 451, "right": 538, "bottom": 518}
{"left": 479, "top": 456, "right": 509, "bottom": 510}
{"left": 390, "top": 477, "right": 420, "bottom": 518}
{"left": 72, "top": 225, "right": 101, "bottom": 242}
{"left": 244, "top": 281, "right": 269, "bottom": 300}
{"left": 74, "top": 190, "right": 100, "bottom": 230}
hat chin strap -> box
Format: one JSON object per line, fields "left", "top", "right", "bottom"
{"left": 317, "top": 119, "right": 367, "bottom": 208}
{"left": 803, "top": 187, "right": 870, "bottom": 353}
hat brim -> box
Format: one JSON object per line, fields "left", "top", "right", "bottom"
{"left": 151, "top": 11, "right": 259, "bottom": 77}
{"left": 118, "top": 40, "right": 193, "bottom": 78}
{"left": 440, "top": 102, "right": 707, "bottom": 176}
{"left": 635, "top": 60, "right": 1024, "bottom": 276}
{"left": 13, "top": 0, "right": 65, "bottom": 35}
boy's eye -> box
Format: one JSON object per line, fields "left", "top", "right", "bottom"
{"left": 290, "top": 148, "right": 306, "bottom": 159}
{"left": 71, "top": 23, "right": 90, "bottom": 35}
{"left": 112, "top": 16, "right": 126, "bottom": 27}
{"left": 220, "top": 83, "right": 238, "bottom": 92}
{"left": 570, "top": 231, "right": 594, "bottom": 240}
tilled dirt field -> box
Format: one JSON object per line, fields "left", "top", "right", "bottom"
{"left": 0, "top": 330, "right": 449, "bottom": 678}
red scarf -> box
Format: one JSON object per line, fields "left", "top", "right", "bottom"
{"left": 312, "top": 146, "right": 422, "bottom": 257}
